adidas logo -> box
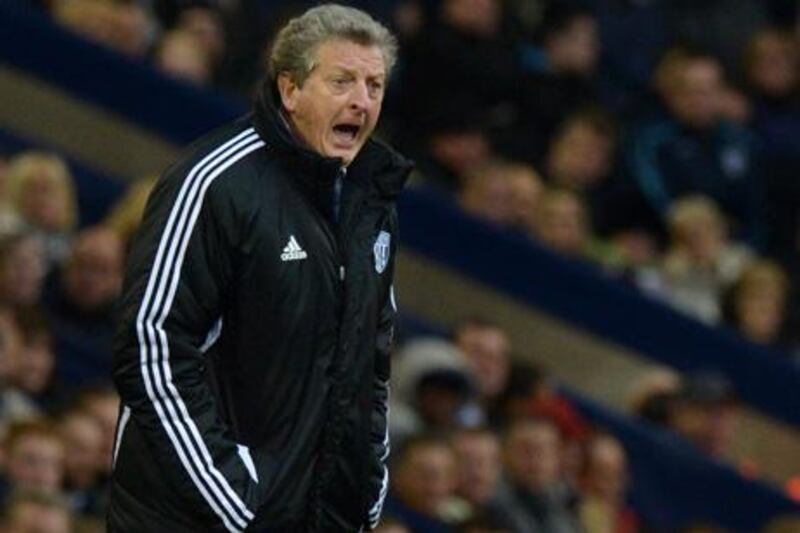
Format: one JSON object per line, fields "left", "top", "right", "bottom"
{"left": 280, "top": 235, "right": 307, "bottom": 262}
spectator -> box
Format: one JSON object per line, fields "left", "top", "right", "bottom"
{"left": 102, "top": 175, "right": 157, "bottom": 252}
{"left": 174, "top": 7, "right": 226, "bottom": 80}
{"left": 507, "top": 163, "right": 545, "bottom": 235}
{"left": 492, "top": 416, "right": 580, "bottom": 533}
{"left": 0, "top": 230, "right": 47, "bottom": 308}
{"left": 458, "top": 161, "right": 517, "bottom": 228}
{"left": 724, "top": 259, "right": 792, "bottom": 350}
{"left": 534, "top": 188, "right": 590, "bottom": 258}
{"left": 396, "top": 0, "right": 518, "bottom": 180}
{"left": 5, "top": 152, "right": 78, "bottom": 265}
{"left": 385, "top": 434, "right": 459, "bottom": 532}
{"left": 2, "top": 489, "right": 71, "bottom": 533}
{"left": 493, "top": 362, "right": 549, "bottom": 428}
{"left": 415, "top": 114, "right": 495, "bottom": 192}
{"left": 373, "top": 516, "right": 412, "bottom": 533}
{"left": 154, "top": 29, "right": 213, "bottom": 85}
{"left": 743, "top": 29, "right": 800, "bottom": 274}
{"left": 546, "top": 108, "right": 617, "bottom": 194}
{"left": 544, "top": 107, "right": 645, "bottom": 241}
{"left": 53, "top": 0, "right": 154, "bottom": 59}
{"left": 534, "top": 187, "right": 620, "bottom": 268}
{"left": 58, "top": 408, "right": 106, "bottom": 516}
{"left": 42, "top": 226, "right": 123, "bottom": 384}
{"left": 627, "top": 367, "right": 682, "bottom": 426}
{"left": 667, "top": 373, "right": 738, "bottom": 459}
{"left": 458, "top": 159, "right": 543, "bottom": 231}
{"left": 666, "top": 0, "right": 769, "bottom": 77}
{"left": 516, "top": 2, "right": 601, "bottom": 157}
{"left": 626, "top": 48, "right": 767, "bottom": 248}
{"left": 0, "top": 420, "right": 65, "bottom": 499}
{"left": 646, "top": 195, "right": 752, "bottom": 324}
{"left": 578, "top": 432, "right": 639, "bottom": 533}
{"left": 391, "top": 339, "right": 480, "bottom": 444}
{"left": 0, "top": 308, "right": 40, "bottom": 433}
{"left": 46, "top": 226, "right": 122, "bottom": 316}
{"left": 590, "top": 0, "right": 670, "bottom": 117}
{"left": 452, "top": 317, "right": 511, "bottom": 411}
{"left": 75, "top": 387, "right": 119, "bottom": 478}
{"left": 450, "top": 427, "right": 502, "bottom": 517}
{"left": 744, "top": 29, "right": 798, "bottom": 103}
{"left": 492, "top": 362, "right": 590, "bottom": 491}
{"left": 5, "top": 307, "right": 66, "bottom": 412}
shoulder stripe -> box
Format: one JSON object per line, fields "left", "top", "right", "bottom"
{"left": 135, "top": 127, "right": 263, "bottom": 532}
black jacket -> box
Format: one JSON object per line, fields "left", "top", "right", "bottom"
{"left": 108, "top": 93, "right": 412, "bottom": 532}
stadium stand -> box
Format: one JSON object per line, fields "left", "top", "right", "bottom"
{"left": 1, "top": 0, "right": 799, "bottom": 530}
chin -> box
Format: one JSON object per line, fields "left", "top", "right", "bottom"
{"left": 332, "top": 147, "right": 362, "bottom": 165}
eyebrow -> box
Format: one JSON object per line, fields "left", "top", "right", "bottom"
{"left": 329, "top": 64, "right": 385, "bottom": 79}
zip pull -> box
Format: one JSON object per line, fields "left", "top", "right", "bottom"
{"left": 339, "top": 265, "right": 346, "bottom": 280}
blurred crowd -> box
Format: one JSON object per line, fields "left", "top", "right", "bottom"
{"left": 27, "top": 0, "right": 800, "bottom": 359}
{"left": 2, "top": 0, "right": 800, "bottom": 530}
{"left": 374, "top": 320, "right": 794, "bottom": 532}
{"left": 0, "top": 146, "right": 147, "bottom": 530}
{"left": 27, "top": 0, "right": 800, "bottom": 358}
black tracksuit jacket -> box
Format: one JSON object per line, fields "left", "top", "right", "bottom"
{"left": 108, "top": 92, "right": 412, "bottom": 532}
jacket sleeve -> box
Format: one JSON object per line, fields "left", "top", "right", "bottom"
{"left": 365, "top": 222, "right": 398, "bottom": 530}
{"left": 112, "top": 169, "right": 260, "bottom": 533}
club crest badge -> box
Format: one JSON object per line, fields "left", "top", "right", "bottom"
{"left": 374, "top": 231, "right": 391, "bottom": 274}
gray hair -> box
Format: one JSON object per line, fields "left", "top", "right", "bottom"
{"left": 269, "top": 4, "right": 398, "bottom": 86}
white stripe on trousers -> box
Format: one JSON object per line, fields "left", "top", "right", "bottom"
{"left": 135, "top": 128, "right": 264, "bottom": 532}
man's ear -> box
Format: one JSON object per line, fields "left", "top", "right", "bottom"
{"left": 277, "top": 73, "right": 299, "bottom": 112}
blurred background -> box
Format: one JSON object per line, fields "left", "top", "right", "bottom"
{"left": 1, "top": 0, "right": 800, "bottom": 531}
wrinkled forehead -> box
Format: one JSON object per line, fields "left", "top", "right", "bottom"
{"left": 311, "top": 38, "right": 386, "bottom": 77}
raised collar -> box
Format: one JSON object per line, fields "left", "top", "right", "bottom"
{"left": 251, "top": 86, "right": 413, "bottom": 201}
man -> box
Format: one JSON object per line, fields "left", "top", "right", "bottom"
{"left": 453, "top": 317, "right": 510, "bottom": 409}
{"left": 578, "top": 433, "right": 639, "bottom": 533}
{"left": 108, "top": 5, "right": 410, "bottom": 531}
{"left": 384, "top": 434, "right": 457, "bottom": 533}
{"left": 43, "top": 226, "right": 124, "bottom": 384}
{"left": 4, "top": 490, "right": 72, "bottom": 533}
{"left": 492, "top": 417, "right": 580, "bottom": 533}
{"left": 450, "top": 427, "right": 502, "bottom": 513}
{"left": 1, "top": 420, "right": 65, "bottom": 498}
{"left": 626, "top": 48, "right": 766, "bottom": 247}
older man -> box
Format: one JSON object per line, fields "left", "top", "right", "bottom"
{"left": 108, "top": 5, "right": 410, "bottom": 532}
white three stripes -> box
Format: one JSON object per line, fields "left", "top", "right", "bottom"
{"left": 135, "top": 128, "right": 264, "bottom": 532}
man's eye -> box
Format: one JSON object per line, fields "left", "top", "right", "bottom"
{"left": 368, "top": 81, "right": 384, "bottom": 95}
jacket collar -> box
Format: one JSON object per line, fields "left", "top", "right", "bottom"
{"left": 251, "top": 84, "right": 413, "bottom": 202}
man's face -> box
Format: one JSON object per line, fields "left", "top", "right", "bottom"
{"left": 7, "top": 502, "right": 70, "bottom": 533}
{"left": 60, "top": 414, "right": 103, "bottom": 488}
{"left": 279, "top": 39, "right": 386, "bottom": 166}
{"left": 583, "top": 437, "right": 628, "bottom": 504}
{"left": 8, "top": 435, "right": 65, "bottom": 492}
{"left": 504, "top": 420, "right": 561, "bottom": 493}
{"left": 549, "top": 122, "right": 614, "bottom": 189}
{"left": 452, "top": 432, "right": 501, "bottom": 505}
{"left": 393, "top": 444, "right": 457, "bottom": 517}
{"left": 666, "top": 60, "right": 723, "bottom": 130}
{"left": 456, "top": 325, "right": 510, "bottom": 399}
{"left": 65, "top": 229, "right": 124, "bottom": 311}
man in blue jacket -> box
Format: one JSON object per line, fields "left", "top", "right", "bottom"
{"left": 626, "top": 48, "right": 767, "bottom": 248}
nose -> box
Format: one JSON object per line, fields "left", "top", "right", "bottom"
{"left": 349, "top": 80, "right": 370, "bottom": 111}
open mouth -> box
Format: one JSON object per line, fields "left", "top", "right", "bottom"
{"left": 332, "top": 123, "right": 361, "bottom": 144}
